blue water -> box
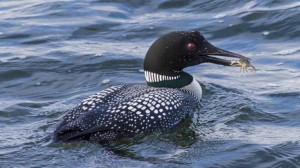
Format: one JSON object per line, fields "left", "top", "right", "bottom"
{"left": 1, "top": 0, "right": 300, "bottom": 167}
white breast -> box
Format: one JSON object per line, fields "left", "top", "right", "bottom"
{"left": 180, "top": 76, "right": 202, "bottom": 101}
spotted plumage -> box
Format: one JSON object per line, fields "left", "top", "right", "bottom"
{"left": 53, "top": 31, "right": 251, "bottom": 142}
{"left": 54, "top": 85, "right": 199, "bottom": 141}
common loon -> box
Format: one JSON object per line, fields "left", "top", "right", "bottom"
{"left": 53, "top": 31, "right": 251, "bottom": 142}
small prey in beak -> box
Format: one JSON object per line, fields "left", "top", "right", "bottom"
{"left": 199, "top": 39, "right": 256, "bottom": 75}
{"left": 230, "top": 58, "right": 256, "bottom": 75}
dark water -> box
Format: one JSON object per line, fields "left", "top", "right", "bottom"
{"left": 1, "top": 0, "right": 300, "bottom": 167}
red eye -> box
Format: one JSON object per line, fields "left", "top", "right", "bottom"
{"left": 187, "top": 43, "right": 196, "bottom": 51}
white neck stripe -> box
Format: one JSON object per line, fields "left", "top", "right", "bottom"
{"left": 144, "top": 71, "right": 180, "bottom": 83}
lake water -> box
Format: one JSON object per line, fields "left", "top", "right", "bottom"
{"left": 1, "top": 0, "right": 300, "bottom": 167}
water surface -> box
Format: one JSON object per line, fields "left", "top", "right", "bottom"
{"left": 1, "top": 0, "right": 300, "bottom": 167}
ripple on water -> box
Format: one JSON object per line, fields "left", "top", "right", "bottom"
{"left": 70, "top": 23, "right": 121, "bottom": 39}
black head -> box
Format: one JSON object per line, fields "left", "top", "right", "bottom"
{"left": 144, "top": 31, "right": 250, "bottom": 75}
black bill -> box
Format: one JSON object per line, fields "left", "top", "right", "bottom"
{"left": 201, "top": 41, "right": 251, "bottom": 66}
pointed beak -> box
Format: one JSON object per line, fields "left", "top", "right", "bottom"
{"left": 201, "top": 41, "right": 251, "bottom": 66}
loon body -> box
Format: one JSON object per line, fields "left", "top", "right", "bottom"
{"left": 53, "top": 31, "right": 250, "bottom": 142}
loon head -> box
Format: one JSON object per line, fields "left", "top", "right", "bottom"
{"left": 144, "top": 31, "right": 250, "bottom": 87}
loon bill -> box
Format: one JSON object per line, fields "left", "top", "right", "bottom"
{"left": 53, "top": 31, "right": 254, "bottom": 142}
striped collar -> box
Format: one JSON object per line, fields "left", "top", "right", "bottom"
{"left": 144, "top": 71, "right": 193, "bottom": 88}
{"left": 144, "top": 70, "right": 180, "bottom": 83}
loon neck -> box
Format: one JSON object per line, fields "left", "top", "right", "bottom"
{"left": 145, "top": 71, "right": 193, "bottom": 88}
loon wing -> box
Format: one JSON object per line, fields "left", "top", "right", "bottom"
{"left": 53, "top": 84, "right": 198, "bottom": 142}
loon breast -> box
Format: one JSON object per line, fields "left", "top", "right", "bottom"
{"left": 53, "top": 85, "right": 199, "bottom": 142}
{"left": 181, "top": 77, "right": 202, "bottom": 101}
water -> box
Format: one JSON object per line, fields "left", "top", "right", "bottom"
{"left": 1, "top": 0, "right": 300, "bottom": 167}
